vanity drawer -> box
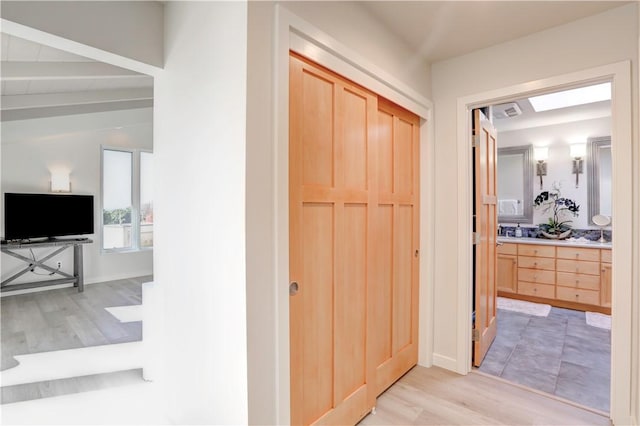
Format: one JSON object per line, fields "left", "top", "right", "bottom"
{"left": 556, "top": 247, "right": 600, "bottom": 262}
{"left": 518, "top": 245, "right": 555, "bottom": 258}
{"left": 518, "top": 256, "right": 555, "bottom": 271}
{"left": 556, "top": 286, "right": 600, "bottom": 306}
{"left": 556, "top": 272, "right": 600, "bottom": 291}
{"left": 518, "top": 268, "right": 555, "bottom": 284}
{"left": 497, "top": 243, "right": 517, "bottom": 255}
{"left": 556, "top": 259, "right": 600, "bottom": 275}
{"left": 601, "top": 249, "right": 612, "bottom": 263}
{"left": 518, "top": 281, "right": 555, "bottom": 299}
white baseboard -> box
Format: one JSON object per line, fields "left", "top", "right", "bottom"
{"left": 432, "top": 353, "right": 459, "bottom": 372}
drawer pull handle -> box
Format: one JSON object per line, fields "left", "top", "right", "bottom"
{"left": 534, "top": 262, "right": 538, "bottom": 267}
{"left": 575, "top": 280, "right": 579, "bottom": 285}
{"left": 575, "top": 294, "right": 580, "bottom": 298}
{"left": 533, "top": 275, "right": 537, "bottom": 281}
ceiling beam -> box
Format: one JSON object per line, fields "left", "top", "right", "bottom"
{"left": 2, "top": 88, "right": 153, "bottom": 110}
{"left": 1, "top": 99, "right": 153, "bottom": 122}
{"left": 1, "top": 61, "right": 146, "bottom": 81}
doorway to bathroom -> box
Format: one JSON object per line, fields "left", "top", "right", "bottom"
{"left": 471, "top": 81, "right": 613, "bottom": 414}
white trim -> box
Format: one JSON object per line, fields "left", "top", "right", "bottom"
{"left": 0, "top": 19, "right": 161, "bottom": 77}
{"left": 456, "top": 61, "right": 634, "bottom": 424}
{"left": 432, "top": 353, "right": 458, "bottom": 371}
{"left": 274, "top": 5, "right": 434, "bottom": 424}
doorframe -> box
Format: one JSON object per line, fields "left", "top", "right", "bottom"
{"left": 456, "top": 61, "right": 634, "bottom": 424}
{"left": 273, "top": 6, "right": 435, "bottom": 424}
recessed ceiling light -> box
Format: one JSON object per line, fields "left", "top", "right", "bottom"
{"left": 528, "top": 82, "right": 611, "bottom": 112}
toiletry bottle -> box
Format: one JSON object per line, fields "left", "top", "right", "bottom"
{"left": 515, "top": 223, "right": 523, "bottom": 237}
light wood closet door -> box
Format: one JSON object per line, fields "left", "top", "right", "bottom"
{"left": 289, "top": 53, "right": 377, "bottom": 426}
{"left": 371, "top": 99, "right": 420, "bottom": 395}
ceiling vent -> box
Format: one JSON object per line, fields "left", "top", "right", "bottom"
{"left": 493, "top": 102, "right": 522, "bottom": 119}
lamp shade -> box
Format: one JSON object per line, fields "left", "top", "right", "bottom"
{"left": 570, "top": 143, "right": 587, "bottom": 158}
{"left": 51, "top": 171, "right": 71, "bottom": 192}
{"left": 534, "top": 146, "right": 548, "bottom": 161}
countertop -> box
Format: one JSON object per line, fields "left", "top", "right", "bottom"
{"left": 497, "top": 236, "right": 612, "bottom": 249}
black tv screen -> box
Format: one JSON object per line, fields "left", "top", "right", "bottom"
{"left": 4, "top": 193, "right": 94, "bottom": 241}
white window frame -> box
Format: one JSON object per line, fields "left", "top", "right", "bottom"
{"left": 101, "top": 146, "right": 153, "bottom": 253}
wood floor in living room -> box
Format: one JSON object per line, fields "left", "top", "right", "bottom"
{"left": 1, "top": 276, "right": 149, "bottom": 404}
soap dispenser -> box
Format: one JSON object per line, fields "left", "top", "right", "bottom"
{"left": 515, "top": 223, "right": 523, "bottom": 238}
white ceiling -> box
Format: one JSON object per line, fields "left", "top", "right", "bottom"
{"left": 493, "top": 98, "right": 612, "bottom": 133}
{"left": 1, "top": 33, "right": 153, "bottom": 121}
{"left": 361, "top": 1, "right": 629, "bottom": 63}
{"left": 0, "top": 1, "right": 625, "bottom": 122}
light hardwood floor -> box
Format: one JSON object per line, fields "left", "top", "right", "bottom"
{"left": 1, "top": 277, "right": 148, "bottom": 404}
{"left": 359, "top": 366, "right": 611, "bottom": 425}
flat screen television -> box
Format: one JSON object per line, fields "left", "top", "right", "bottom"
{"left": 4, "top": 193, "right": 94, "bottom": 241}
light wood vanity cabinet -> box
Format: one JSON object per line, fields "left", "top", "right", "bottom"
{"left": 497, "top": 241, "right": 612, "bottom": 314}
{"left": 497, "top": 243, "right": 517, "bottom": 294}
{"left": 601, "top": 252, "right": 612, "bottom": 308}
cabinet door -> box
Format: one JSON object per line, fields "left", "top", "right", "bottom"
{"left": 601, "top": 263, "right": 612, "bottom": 307}
{"left": 497, "top": 254, "right": 517, "bottom": 293}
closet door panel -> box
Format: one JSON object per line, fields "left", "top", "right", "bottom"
{"left": 342, "top": 89, "right": 369, "bottom": 191}
{"left": 393, "top": 204, "right": 414, "bottom": 352}
{"left": 301, "top": 68, "right": 335, "bottom": 187}
{"left": 335, "top": 204, "right": 367, "bottom": 401}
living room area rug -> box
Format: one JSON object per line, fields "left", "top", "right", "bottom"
{"left": 497, "top": 297, "right": 551, "bottom": 317}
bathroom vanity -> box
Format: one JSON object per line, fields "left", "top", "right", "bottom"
{"left": 497, "top": 237, "right": 612, "bottom": 314}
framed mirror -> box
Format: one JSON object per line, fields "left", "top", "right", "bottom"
{"left": 587, "top": 136, "right": 612, "bottom": 225}
{"left": 497, "top": 145, "right": 533, "bottom": 224}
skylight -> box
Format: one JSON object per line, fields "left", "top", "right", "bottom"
{"left": 528, "top": 82, "right": 611, "bottom": 112}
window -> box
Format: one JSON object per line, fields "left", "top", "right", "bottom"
{"left": 102, "top": 148, "right": 153, "bottom": 251}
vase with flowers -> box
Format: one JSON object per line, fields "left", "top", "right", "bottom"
{"left": 533, "top": 183, "right": 580, "bottom": 239}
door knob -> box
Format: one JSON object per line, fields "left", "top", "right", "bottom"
{"left": 289, "top": 281, "right": 299, "bottom": 296}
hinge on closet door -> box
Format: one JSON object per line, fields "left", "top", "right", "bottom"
{"left": 472, "top": 329, "right": 480, "bottom": 342}
{"left": 472, "top": 134, "right": 480, "bottom": 147}
{"left": 472, "top": 232, "right": 481, "bottom": 245}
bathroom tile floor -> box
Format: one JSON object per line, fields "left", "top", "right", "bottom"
{"left": 478, "top": 307, "right": 611, "bottom": 413}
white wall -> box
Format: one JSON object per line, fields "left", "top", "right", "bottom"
{"left": 279, "top": 1, "right": 432, "bottom": 99}
{"left": 498, "top": 116, "right": 611, "bottom": 228}
{"left": 431, "top": 3, "right": 638, "bottom": 422}
{"left": 155, "top": 2, "right": 248, "bottom": 424}
{"left": 1, "top": 108, "right": 154, "bottom": 286}
{"left": 0, "top": 1, "right": 163, "bottom": 68}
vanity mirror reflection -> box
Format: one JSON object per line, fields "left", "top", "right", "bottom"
{"left": 588, "top": 136, "right": 612, "bottom": 225}
{"left": 497, "top": 144, "right": 533, "bottom": 224}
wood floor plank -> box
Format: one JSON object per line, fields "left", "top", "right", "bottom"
{"left": 2, "top": 369, "right": 143, "bottom": 404}
{"left": 65, "top": 314, "right": 110, "bottom": 347}
{"left": 359, "top": 366, "right": 610, "bottom": 426}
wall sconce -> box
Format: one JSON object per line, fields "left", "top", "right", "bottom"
{"left": 570, "top": 143, "right": 586, "bottom": 188}
{"left": 534, "top": 147, "right": 548, "bottom": 189}
{"left": 50, "top": 170, "right": 71, "bottom": 193}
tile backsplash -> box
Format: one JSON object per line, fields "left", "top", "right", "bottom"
{"left": 499, "top": 225, "right": 611, "bottom": 242}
